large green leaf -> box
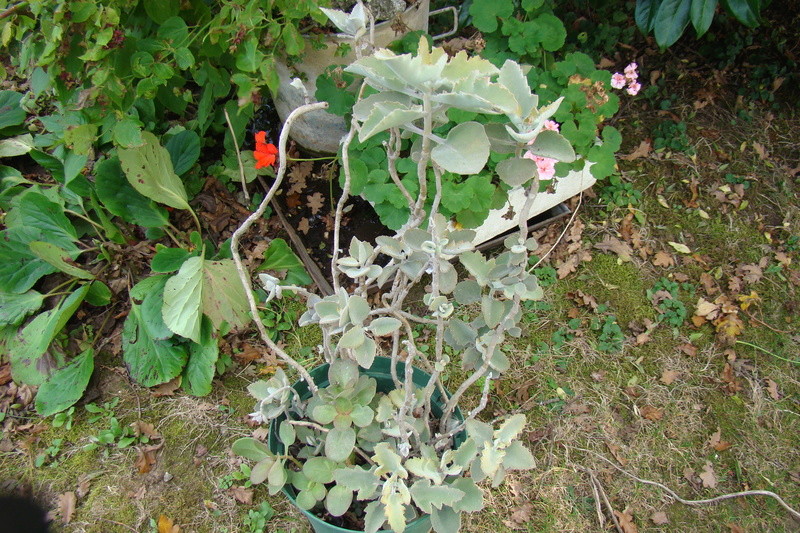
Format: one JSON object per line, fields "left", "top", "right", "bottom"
{"left": 151, "top": 246, "right": 192, "bottom": 273}
{"left": 118, "top": 131, "right": 190, "bottom": 210}
{"left": 691, "top": 0, "right": 718, "bottom": 35}
{"left": 0, "top": 134, "right": 34, "bottom": 157}
{"left": 0, "top": 91, "right": 26, "bottom": 130}
{"left": 201, "top": 259, "right": 251, "bottom": 330}
{"left": 29, "top": 241, "right": 93, "bottom": 280}
{"left": 122, "top": 294, "right": 189, "bottom": 387}
{"left": 653, "top": 0, "right": 691, "bottom": 47}
{"left": 0, "top": 290, "right": 43, "bottom": 326}
{"left": 4, "top": 191, "right": 78, "bottom": 249}
{"left": 163, "top": 257, "right": 251, "bottom": 342}
{"left": 35, "top": 348, "right": 94, "bottom": 416}
{"left": 260, "top": 238, "right": 312, "bottom": 286}
{"left": 8, "top": 285, "right": 89, "bottom": 386}
{"left": 163, "top": 256, "right": 204, "bottom": 342}
{"left": 0, "top": 228, "right": 58, "bottom": 294}
{"left": 635, "top": 0, "right": 662, "bottom": 32}
{"left": 165, "top": 130, "right": 201, "bottom": 175}
{"left": 183, "top": 317, "right": 218, "bottom": 396}
{"left": 431, "top": 122, "right": 489, "bottom": 175}
{"left": 722, "top": 0, "right": 761, "bottom": 27}
{"left": 143, "top": 0, "right": 179, "bottom": 23}
{"left": 94, "top": 157, "right": 169, "bottom": 228}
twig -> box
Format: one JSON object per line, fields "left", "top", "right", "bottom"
{"left": 574, "top": 465, "right": 623, "bottom": 533}
{"left": 230, "top": 101, "right": 328, "bottom": 394}
{"left": 224, "top": 108, "right": 249, "bottom": 202}
{"left": 741, "top": 310, "right": 791, "bottom": 335}
{"left": 529, "top": 190, "right": 583, "bottom": 271}
{"left": 0, "top": 1, "right": 27, "bottom": 20}
{"left": 578, "top": 448, "right": 800, "bottom": 521}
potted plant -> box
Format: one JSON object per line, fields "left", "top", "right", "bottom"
{"left": 230, "top": 37, "right": 580, "bottom": 532}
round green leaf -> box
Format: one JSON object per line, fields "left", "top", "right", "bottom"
{"left": 325, "top": 427, "right": 356, "bottom": 463}
{"left": 431, "top": 122, "right": 490, "bottom": 175}
{"left": 325, "top": 485, "right": 354, "bottom": 517}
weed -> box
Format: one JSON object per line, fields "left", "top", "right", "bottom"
{"left": 647, "top": 277, "right": 695, "bottom": 328}
{"left": 598, "top": 174, "right": 642, "bottom": 209}
{"left": 34, "top": 438, "right": 63, "bottom": 468}
{"left": 219, "top": 464, "right": 253, "bottom": 490}
{"left": 590, "top": 308, "right": 624, "bottom": 353}
{"left": 51, "top": 406, "right": 75, "bottom": 430}
{"left": 243, "top": 501, "right": 276, "bottom": 532}
{"left": 652, "top": 120, "right": 695, "bottom": 155}
{"left": 84, "top": 398, "right": 120, "bottom": 423}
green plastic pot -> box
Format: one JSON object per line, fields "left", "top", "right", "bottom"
{"left": 268, "top": 356, "right": 463, "bottom": 533}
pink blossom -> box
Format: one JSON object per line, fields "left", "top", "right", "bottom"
{"left": 626, "top": 81, "right": 641, "bottom": 96}
{"left": 624, "top": 62, "right": 638, "bottom": 80}
{"left": 611, "top": 72, "right": 626, "bottom": 89}
{"left": 523, "top": 152, "right": 557, "bottom": 180}
{"left": 543, "top": 120, "right": 560, "bottom": 132}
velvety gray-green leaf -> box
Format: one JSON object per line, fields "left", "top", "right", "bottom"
{"left": 431, "top": 122, "right": 490, "bottom": 175}
{"left": 231, "top": 437, "right": 271, "bottom": 461}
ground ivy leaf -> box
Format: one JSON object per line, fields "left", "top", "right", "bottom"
{"left": 35, "top": 348, "right": 94, "bottom": 416}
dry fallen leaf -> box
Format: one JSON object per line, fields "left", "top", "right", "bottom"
{"left": 650, "top": 511, "right": 669, "bottom": 525}
{"left": 606, "top": 441, "right": 628, "bottom": 465}
{"left": 721, "top": 363, "right": 742, "bottom": 393}
{"left": 738, "top": 264, "right": 763, "bottom": 284}
{"left": 614, "top": 508, "right": 639, "bottom": 533}
{"left": 502, "top": 503, "right": 534, "bottom": 529}
{"left": 297, "top": 217, "right": 310, "bottom": 234}
{"left": 699, "top": 272, "right": 718, "bottom": 295}
{"left": 678, "top": 343, "right": 697, "bottom": 357}
{"left": 728, "top": 524, "right": 745, "bottom": 533}
{"left": 594, "top": 235, "right": 634, "bottom": 262}
{"left": 230, "top": 486, "right": 254, "bottom": 505}
{"left": 151, "top": 377, "right": 181, "bottom": 397}
{"left": 660, "top": 369, "right": 681, "bottom": 385}
{"left": 699, "top": 461, "right": 717, "bottom": 488}
{"left": 131, "top": 421, "right": 161, "bottom": 440}
{"left": 714, "top": 313, "right": 745, "bottom": 344}
{"left": 158, "top": 514, "right": 181, "bottom": 533}
{"left": 306, "top": 192, "right": 325, "bottom": 215}
{"left": 765, "top": 379, "right": 780, "bottom": 401}
{"left": 58, "top": 491, "right": 76, "bottom": 524}
{"left": 620, "top": 140, "right": 652, "bottom": 161}
{"left": 135, "top": 443, "right": 164, "bottom": 474}
{"left": 652, "top": 250, "right": 675, "bottom": 268}
{"left": 708, "top": 428, "right": 733, "bottom": 452}
{"left": 640, "top": 405, "right": 664, "bottom": 421}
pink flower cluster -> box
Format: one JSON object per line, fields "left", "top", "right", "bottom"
{"left": 523, "top": 120, "right": 560, "bottom": 181}
{"left": 611, "top": 62, "right": 641, "bottom": 96}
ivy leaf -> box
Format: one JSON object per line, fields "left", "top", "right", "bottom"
{"left": 469, "top": 0, "right": 513, "bottom": 33}
{"left": 118, "top": 131, "right": 190, "bottom": 211}
{"left": 35, "top": 348, "right": 94, "bottom": 416}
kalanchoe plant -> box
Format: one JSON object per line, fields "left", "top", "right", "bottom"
{"left": 230, "top": 37, "right": 580, "bottom": 532}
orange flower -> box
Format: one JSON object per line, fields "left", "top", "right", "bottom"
{"left": 254, "top": 131, "right": 278, "bottom": 169}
